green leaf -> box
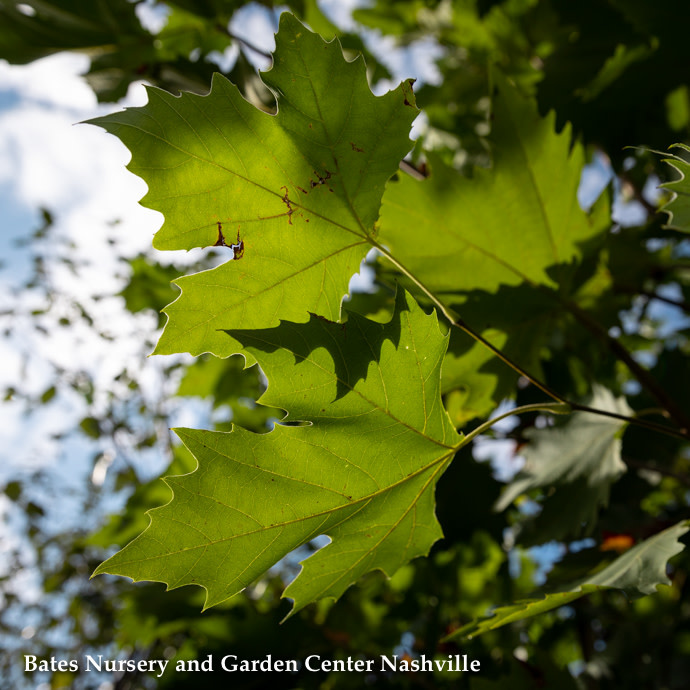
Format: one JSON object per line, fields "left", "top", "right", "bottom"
{"left": 0, "top": 0, "right": 146, "bottom": 65}
{"left": 93, "top": 290, "right": 463, "bottom": 612}
{"left": 495, "top": 386, "right": 630, "bottom": 541}
{"left": 660, "top": 143, "right": 690, "bottom": 232}
{"left": 378, "top": 72, "right": 609, "bottom": 295}
{"left": 86, "top": 13, "right": 417, "bottom": 359}
{"left": 79, "top": 416, "right": 102, "bottom": 439}
{"left": 575, "top": 42, "right": 655, "bottom": 103}
{"left": 119, "top": 256, "right": 181, "bottom": 324}
{"left": 177, "top": 355, "right": 277, "bottom": 433}
{"left": 447, "top": 520, "right": 689, "bottom": 640}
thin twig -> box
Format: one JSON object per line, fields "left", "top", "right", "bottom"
{"left": 564, "top": 298, "right": 690, "bottom": 434}
{"left": 399, "top": 159, "right": 427, "bottom": 180}
{"left": 624, "top": 458, "right": 690, "bottom": 489}
{"left": 615, "top": 286, "right": 690, "bottom": 315}
{"left": 222, "top": 27, "right": 273, "bottom": 60}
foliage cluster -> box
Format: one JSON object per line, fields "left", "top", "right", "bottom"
{"left": 2, "top": 1, "right": 690, "bottom": 689}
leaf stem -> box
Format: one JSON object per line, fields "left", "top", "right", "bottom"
{"left": 461, "top": 402, "right": 571, "bottom": 446}
{"left": 371, "top": 243, "right": 570, "bottom": 404}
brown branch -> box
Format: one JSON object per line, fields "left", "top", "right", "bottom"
{"left": 615, "top": 285, "right": 690, "bottom": 315}
{"left": 564, "top": 298, "right": 690, "bottom": 434}
{"left": 624, "top": 457, "right": 690, "bottom": 488}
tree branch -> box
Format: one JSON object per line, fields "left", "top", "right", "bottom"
{"left": 563, "top": 298, "right": 690, "bottom": 434}
{"left": 624, "top": 457, "right": 690, "bottom": 489}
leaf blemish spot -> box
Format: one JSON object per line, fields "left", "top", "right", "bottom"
{"left": 212, "top": 221, "right": 243, "bottom": 258}
{"left": 280, "top": 185, "right": 294, "bottom": 225}
{"left": 230, "top": 226, "right": 244, "bottom": 260}
{"left": 213, "top": 221, "right": 227, "bottom": 247}
{"left": 310, "top": 170, "right": 332, "bottom": 189}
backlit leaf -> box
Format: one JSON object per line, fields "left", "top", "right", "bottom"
{"left": 94, "top": 290, "right": 464, "bottom": 612}
{"left": 86, "top": 14, "right": 417, "bottom": 359}
{"left": 378, "top": 72, "right": 609, "bottom": 295}
{"left": 661, "top": 143, "right": 690, "bottom": 232}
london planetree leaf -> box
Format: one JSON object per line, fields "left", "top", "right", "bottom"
{"left": 495, "top": 386, "right": 631, "bottom": 541}
{"left": 377, "top": 71, "right": 610, "bottom": 296}
{"left": 93, "top": 290, "right": 464, "bottom": 613}
{"left": 448, "top": 520, "right": 689, "bottom": 640}
{"left": 86, "top": 13, "right": 417, "bottom": 358}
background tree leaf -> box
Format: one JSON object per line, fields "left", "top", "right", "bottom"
{"left": 378, "top": 71, "right": 609, "bottom": 296}
{"left": 495, "top": 386, "right": 631, "bottom": 541}
{"left": 661, "top": 143, "right": 690, "bottom": 232}
{"left": 94, "top": 290, "right": 463, "bottom": 612}
{"left": 448, "top": 520, "right": 689, "bottom": 640}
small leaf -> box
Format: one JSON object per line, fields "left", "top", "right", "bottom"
{"left": 40, "top": 386, "right": 57, "bottom": 404}
{"left": 4, "top": 480, "right": 21, "bottom": 502}
{"left": 79, "top": 416, "right": 102, "bottom": 439}
{"left": 447, "top": 520, "right": 689, "bottom": 640}
{"left": 93, "top": 291, "right": 464, "bottom": 613}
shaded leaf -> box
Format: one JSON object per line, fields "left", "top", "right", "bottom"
{"left": 0, "top": 0, "right": 146, "bottom": 64}
{"left": 119, "top": 256, "right": 181, "bottom": 325}
{"left": 440, "top": 284, "right": 557, "bottom": 425}
{"left": 448, "top": 520, "right": 689, "bottom": 640}
{"left": 495, "top": 386, "right": 630, "bottom": 540}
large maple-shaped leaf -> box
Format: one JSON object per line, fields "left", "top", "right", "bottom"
{"left": 94, "top": 291, "right": 463, "bottom": 612}
{"left": 661, "top": 143, "right": 690, "bottom": 232}
{"left": 495, "top": 386, "right": 630, "bottom": 541}
{"left": 448, "top": 520, "right": 689, "bottom": 640}
{"left": 377, "top": 72, "right": 609, "bottom": 295}
{"left": 86, "top": 13, "right": 417, "bottom": 358}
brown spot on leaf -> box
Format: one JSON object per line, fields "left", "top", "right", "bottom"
{"left": 213, "top": 221, "right": 227, "bottom": 247}
{"left": 280, "top": 186, "right": 294, "bottom": 225}
{"left": 231, "top": 227, "right": 245, "bottom": 260}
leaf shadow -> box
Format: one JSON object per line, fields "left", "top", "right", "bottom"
{"left": 224, "top": 292, "right": 408, "bottom": 403}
